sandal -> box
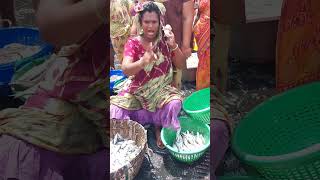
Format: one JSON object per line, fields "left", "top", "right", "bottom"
{"left": 155, "top": 126, "right": 165, "bottom": 149}
{"left": 156, "top": 138, "right": 165, "bottom": 149}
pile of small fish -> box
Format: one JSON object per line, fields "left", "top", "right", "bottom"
{"left": 172, "top": 130, "right": 206, "bottom": 152}
{"left": 110, "top": 75, "right": 124, "bottom": 82}
{"left": 110, "top": 133, "right": 142, "bottom": 173}
{"left": 0, "top": 43, "right": 41, "bottom": 64}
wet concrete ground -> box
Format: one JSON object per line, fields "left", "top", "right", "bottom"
{"left": 14, "top": 0, "right": 36, "bottom": 27}
{"left": 219, "top": 58, "right": 276, "bottom": 176}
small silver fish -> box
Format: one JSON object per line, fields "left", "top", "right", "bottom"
{"left": 112, "top": 133, "right": 124, "bottom": 145}
{"left": 172, "top": 130, "right": 206, "bottom": 152}
{"left": 110, "top": 75, "right": 123, "bottom": 82}
{"left": 110, "top": 134, "right": 142, "bottom": 173}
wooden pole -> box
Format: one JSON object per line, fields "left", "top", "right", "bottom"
{"left": 213, "top": 23, "right": 231, "bottom": 94}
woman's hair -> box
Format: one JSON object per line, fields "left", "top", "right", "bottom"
{"left": 138, "top": 2, "right": 161, "bottom": 25}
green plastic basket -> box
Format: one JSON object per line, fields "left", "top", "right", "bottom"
{"left": 232, "top": 82, "right": 320, "bottom": 180}
{"left": 161, "top": 116, "right": 210, "bottom": 164}
{"left": 183, "top": 88, "right": 210, "bottom": 124}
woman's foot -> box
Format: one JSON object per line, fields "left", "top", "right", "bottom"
{"left": 155, "top": 126, "right": 165, "bottom": 149}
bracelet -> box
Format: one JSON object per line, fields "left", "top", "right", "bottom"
{"left": 171, "top": 44, "right": 179, "bottom": 51}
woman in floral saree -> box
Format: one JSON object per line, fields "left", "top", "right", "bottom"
{"left": 194, "top": 0, "right": 210, "bottom": 90}
{"left": 110, "top": 0, "right": 135, "bottom": 65}
{"left": 110, "top": 1, "right": 186, "bottom": 149}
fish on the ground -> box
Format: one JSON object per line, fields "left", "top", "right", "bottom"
{"left": 110, "top": 133, "right": 142, "bottom": 173}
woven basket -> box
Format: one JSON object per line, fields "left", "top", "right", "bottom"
{"left": 110, "top": 120, "right": 147, "bottom": 180}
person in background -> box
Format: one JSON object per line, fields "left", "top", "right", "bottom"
{"left": 0, "top": 0, "right": 108, "bottom": 179}
{"left": 163, "top": 0, "right": 194, "bottom": 89}
{"left": 110, "top": 1, "right": 186, "bottom": 149}
{"left": 110, "top": 0, "right": 135, "bottom": 66}
{"left": 193, "top": 0, "right": 210, "bottom": 90}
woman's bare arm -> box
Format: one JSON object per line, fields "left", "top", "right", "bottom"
{"left": 181, "top": 0, "right": 194, "bottom": 52}
{"left": 171, "top": 45, "right": 187, "bottom": 69}
{"left": 121, "top": 56, "right": 145, "bottom": 76}
{"left": 35, "top": 0, "right": 106, "bottom": 46}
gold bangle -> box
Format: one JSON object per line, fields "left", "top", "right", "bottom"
{"left": 171, "top": 44, "right": 179, "bottom": 51}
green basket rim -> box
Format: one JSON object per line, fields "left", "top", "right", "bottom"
{"left": 160, "top": 116, "right": 210, "bottom": 155}
{"left": 218, "top": 176, "right": 265, "bottom": 180}
{"left": 184, "top": 107, "right": 210, "bottom": 114}
{"left": 182, "top": 88, "right": 210, "bottom": 114}
{"left": 232, "top": 142, "right": 320, "bottom": 167}
{"left": 231, "top": 82, "right": 320, "bottom": 167}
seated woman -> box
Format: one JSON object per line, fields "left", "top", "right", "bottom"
{"left": 0, "top": 0, "right": 108, "bottom": 179}
{"left": 110, "top": 1, "right": 186, "bottom": 149}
